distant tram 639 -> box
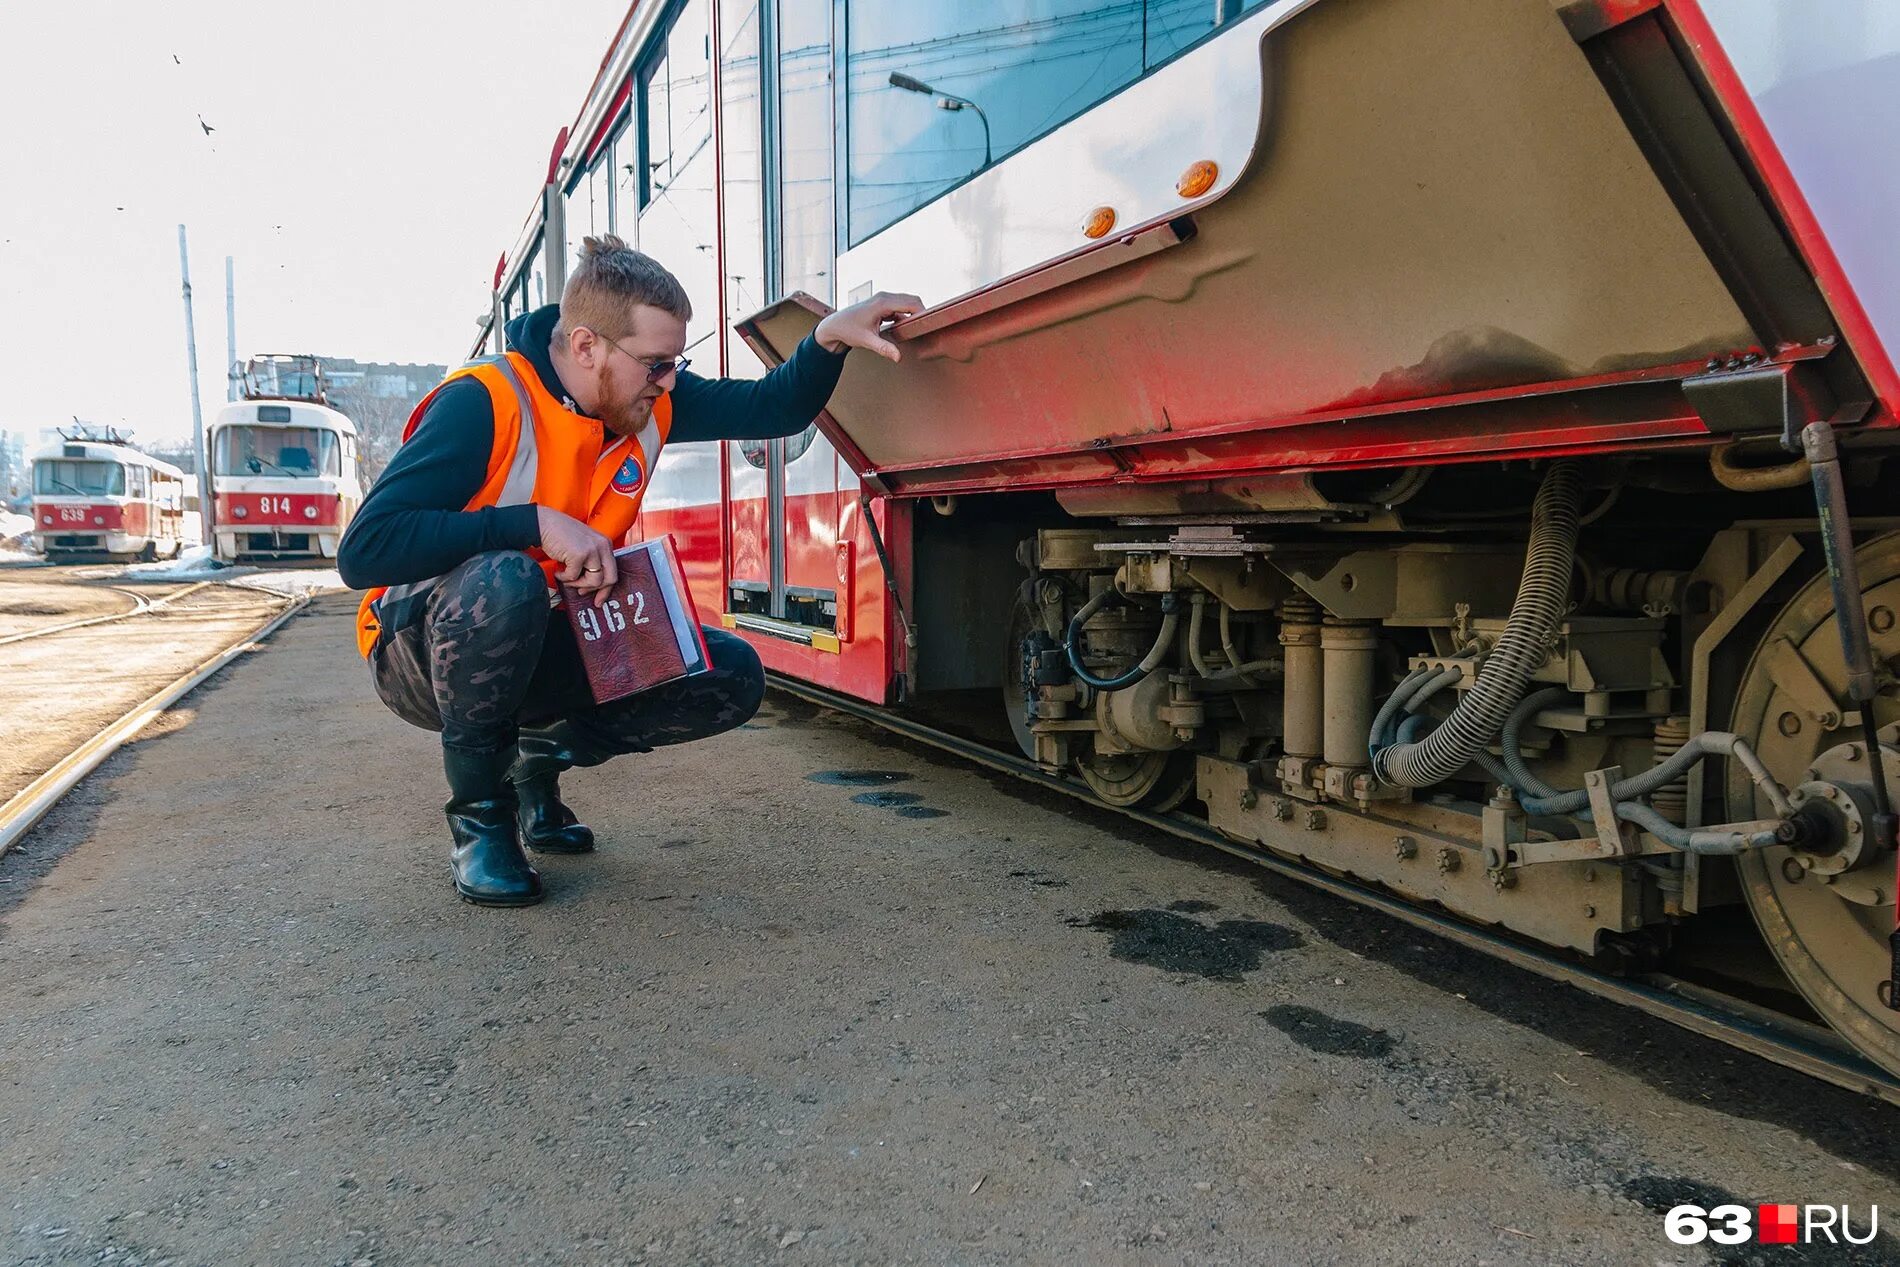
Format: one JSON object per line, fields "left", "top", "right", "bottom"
{"left": 29, "top": 431, "right": 189, "bottom": 562}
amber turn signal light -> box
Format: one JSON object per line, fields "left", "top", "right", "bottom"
{"left": 1081, "top": 206, "right": 1117, "bottom": 239}
{"left": 1176, "top": 160, "right": 1219, "bottom": 199}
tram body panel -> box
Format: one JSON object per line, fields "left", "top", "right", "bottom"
{"left": 638, "top": 444, "right": 893, "bottom": 704}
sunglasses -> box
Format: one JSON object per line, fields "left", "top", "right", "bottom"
{"left": 587, "top": 328, "right": 690, "bottom": 384}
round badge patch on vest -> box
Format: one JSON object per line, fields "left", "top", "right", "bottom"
{"left": 611, "top": 453, "right": 647, "bottom": 497}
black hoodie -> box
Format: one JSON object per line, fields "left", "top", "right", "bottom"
{"left": 336, "top": 304, "right": 847, "bottom": 589}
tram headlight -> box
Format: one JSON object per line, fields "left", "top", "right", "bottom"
{"left": 233, "top": 504, "right": 249, "bottom": 519}
{"left": 303, "top": 505, "right": 318, "bottom": 520}
{"left": 41, "top": 514, "right": 52, "bottom": 525}
{"left": 92, "top": 516, "right": 104, "bottom": 526}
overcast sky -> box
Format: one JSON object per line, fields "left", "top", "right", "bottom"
{"left": 0, "top": 0, "right": 629, "bottom": 446}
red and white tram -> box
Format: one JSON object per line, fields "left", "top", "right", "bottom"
{"left": 29, "top": 433, "right": 189, "bottom": 562}
{"left": 209, "top": 355, "right": 363, "bottom": 563}
{"left": 475, "top": 1, "right": 1900, "bottom": 1080}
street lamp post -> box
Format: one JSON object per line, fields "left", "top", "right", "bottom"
{"left": 889, "top": 72, "right": 992, "bottom": 170}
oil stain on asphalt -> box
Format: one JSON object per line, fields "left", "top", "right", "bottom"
{"left": 1069, "top": 908, "right": 1302, "bottom": 982}
{"left": 852, "top": 790, "right": 923, "bottom": 809}
{"left": 1260, "top": 1004, "right": 1398, "bottom": 1060}
{"left": 808, "top": 771, "right": 949, "bottom": 820}
{"left": 807, "top": 770, "right": 914, "bottom": 786}
{"left": 849, "top": 789, "right": 949, "bottom": 820}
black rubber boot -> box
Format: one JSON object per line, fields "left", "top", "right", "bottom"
{"left": 515, "top": 772, "right": 596, "bottom": 854}
{"left": 443, "top": 745, "right": 543, "bottom": 907}
{"left": 512, "top": 724, "right": 603, "bottom": 854}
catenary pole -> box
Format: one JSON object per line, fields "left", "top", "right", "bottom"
{"left": 178, "top": 225, "right": 214, "bottom": 535}
{"left": 224, "top": 256, "right": 238, "bottom": 403}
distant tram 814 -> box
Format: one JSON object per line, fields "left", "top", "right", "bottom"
{"left": 210, "top": 355, "right": 362, "bottom": 563}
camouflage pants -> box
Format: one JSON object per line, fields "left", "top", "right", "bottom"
{"left": 370, "top": 550, "right": 764, "bottom": 759}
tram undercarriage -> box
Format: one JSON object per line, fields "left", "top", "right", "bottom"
{"left": 902, "top": 453, "right": 1900, "bottom": 1079}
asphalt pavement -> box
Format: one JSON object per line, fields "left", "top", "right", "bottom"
{"left": 3, "top": 594, "right": 1899, "bottom": 1266}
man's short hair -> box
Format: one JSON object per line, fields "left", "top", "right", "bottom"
{"left": 556, "top": 234, "right": 692, "bottom": 339}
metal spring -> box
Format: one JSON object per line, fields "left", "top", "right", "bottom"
{"left": 1650, "top": 715, "right": 1692, "bottom": 824}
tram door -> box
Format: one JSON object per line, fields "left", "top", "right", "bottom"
{"left": 720, "top": 0, "right": 842, "bottom": 633}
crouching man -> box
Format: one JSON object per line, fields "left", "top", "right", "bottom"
{"left": 339, "top": 234, "right": 916, "bottom": 906}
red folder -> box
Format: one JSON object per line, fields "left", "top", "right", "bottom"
{"left": 559, "top": 536, "right": 711, "bottom": 704}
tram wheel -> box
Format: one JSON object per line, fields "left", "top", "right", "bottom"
{"left": 1002, "top": 592, "right": 1040, "bottom": 760}
{"left": 138, "top": 541, "right": 157, "bottom": 563}
{"left": 1727, "top": 531, "right": 1900, "bottom": 1079}
{"left": 1076, "top": 749, "right": 1198, "bottom": 810}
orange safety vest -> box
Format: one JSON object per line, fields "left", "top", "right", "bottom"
{"left": 353, "top": 351, "right": 672, "bottom": 657}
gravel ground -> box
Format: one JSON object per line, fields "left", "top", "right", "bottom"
{"left": 0, "top": 572, "right": 288, "bottom": 804}
{"left": 3, "top": 594, "right": 1900, "bottom": 1266}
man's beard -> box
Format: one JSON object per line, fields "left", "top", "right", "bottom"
{"left": 604, "top": 394, "right": 655, "bottom": 437}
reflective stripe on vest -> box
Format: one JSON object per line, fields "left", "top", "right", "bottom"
{"left": 369, "top": 356, "right": 540, "bottom": 639}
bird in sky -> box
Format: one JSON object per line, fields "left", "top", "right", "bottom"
{"left": 198, "top": 115, "right": 215, "bottom": 136}
{"left": 172, "top": 53, "right": 181, "bottom": 65}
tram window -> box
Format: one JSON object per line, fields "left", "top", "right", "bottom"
{"left": 566, "top": 157, "right": 607, "bottom": 272}
{"left": 669, "top": 2, "right": 710, "bottom": 177}
{"left": 639, "top": 49, "right": 670, "bottom": 206}
{"left": 34, "top": 460, "right": 124, "bottom": 496}
{"left": 581, "top": 158, "right": 604, "bottom": 240}
{"left": 610, "top": 117, "right": 639, "bottom": 239}
{"left": 635, "top": 0, "right": 719, "bottom": 354}
{"left": 719, "top": 0, "right": 768, "bottom": 378}
{"left": 637, "top": 1, "right": 711, "bottom": 212}
{"left": 215, "top": 427, "right": 341, "bottom": 477}
{"left": 846, "top": 0, "right": 1270, "bottom": 244}
{"left": 526, "top": 232, "right": 548, "bottom": 308}
{"left": 779, "top": 0, "right": 833, "bottom": 301}
{"left": 128, "top": 466, "right": 148, "bottom": 499}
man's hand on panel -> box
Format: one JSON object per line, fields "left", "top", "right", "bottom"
{"left": 815, "top": 291, "right": 925, "bottom": 363}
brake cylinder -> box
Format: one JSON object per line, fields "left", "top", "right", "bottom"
{"left": 1322, "top": 618, "right": 1380, "bottom": 770}
{"left": 1279, "top": 598, "right": 1324, "bottom": 761}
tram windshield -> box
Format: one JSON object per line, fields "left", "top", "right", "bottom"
{"left": 215, "top": 426, "right": 341, "bottom": 478}
{"left": 34, "top": 459, "right": 124, "bottom": 497}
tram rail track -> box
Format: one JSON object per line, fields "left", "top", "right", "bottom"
{"left": 0, "top": 580, "right": 215, "bottom": 648}
{"left": 767, "top": 673, "right": 1900, "bottom": 1108}
{"left": 0, "top": 589, "right": 309, "bottom": 861}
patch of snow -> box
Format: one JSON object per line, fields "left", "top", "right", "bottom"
{"left": 0, "top": 512, "right": 42, "bottom": 565}
{"left": 230, "top": 568, "right": 347, "bottom": 598}
{"left": 109, "top": 544, "right": 236, "bottom": 581}
{"left": 77, "top": 545, "right": 350, "bottom": 595}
